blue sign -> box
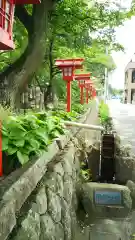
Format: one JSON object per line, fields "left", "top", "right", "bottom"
{"left": 94, "top": 190, "right": 122, "bottom": 205}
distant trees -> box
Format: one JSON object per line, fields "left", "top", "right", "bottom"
{"left": 108, "top": 84, "right": 123, "bottom": 96}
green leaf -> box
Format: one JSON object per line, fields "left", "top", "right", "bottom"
{"left": 35, "top": 129, "right": 49, "bottom": 144}
{"left": 2, "top": 137, "right": 8, "bottom": 151}
{"left": 50, "top": 130, "right": 60, "bottom": 138}
{"left": 13, "top": 139, "right": 25, "bottom": 147}
{"left": 2, "top": 125, "right": 8, "bottom": 136}
{"left": 36, "top": 149, "right": 45, "bottom": 157}
{"left": 9, "top": 128, "right": 26, "bottom": 138}
{"left": 19, "top": 145, "right": 32, "bottom": 155}
{"left": 29, "top": 139, "right": 40, "bottom": 149}
{"left": 17, "top": 151, "right": 29, "bottom": 165}
{"left": 7, "top": 120, "right": 26, "bottom": 132}
{"left": 2, "top": 130, "right": 8, "bottom": 136}
{"left": 46, "top": 118, "right": 55, "bottom": 132}
{"left": 7, "top": 145, "right": 17, "bottom": 155}
{"left": 55, "top": 126, "right": 65, "bottom": 135}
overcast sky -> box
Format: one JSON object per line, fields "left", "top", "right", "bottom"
{"left": 111, "top": 14, "right": 135, "bottom": 89}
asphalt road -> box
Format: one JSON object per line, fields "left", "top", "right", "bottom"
{"left": 108, "top": 100, "right": 135, "bottom": 154}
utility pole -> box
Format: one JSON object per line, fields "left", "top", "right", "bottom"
{"left": 104, "top": 47, "right": 108, "bottom": 103}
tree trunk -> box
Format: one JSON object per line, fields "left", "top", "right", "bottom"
{"left": 49, "top": 38, "right": 55, "bottom": 104}
{"left": 0, "top": 0, "right": 55, "bottom": 108}
{"left": 48, "top": 37, "right": 58, "bottom": 108}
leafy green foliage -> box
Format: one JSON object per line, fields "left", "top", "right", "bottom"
{"left": 0, "top": 0, "right": 133, "bottom": 103}
{"left": 108, "top": 84, "right": 123, "bottom": 96}
{"left": 2, "top": 102, "right": 89, "bottom": 172}
{"left": 80, "top": 162, "right": 92, "bottom": 181}
{"left": 0, "top": 19, "right": 27, "bottom": 72}
{"left": 52, "top": 110, "right": 78, "bottom": 121}
{"left": 99, "top": 101, "right": 110, "bottom": 124}
{"left": 2, "top": 113, "right": 66, "bottom": 165}
{"left": 44, "top": 0, "right": 134, "bottom": 100}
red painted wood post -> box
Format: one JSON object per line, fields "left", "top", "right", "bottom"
{"left": 86, "top": 88, "right": 89, "bottom": 104}
{"left": 80, "top": 86, "right": 84, "bottom": 104}
{"left": 89, "top": 89, "right": 91, "bottom": 100}
{"left": 0, "top": 121, "right": 2, "bottom": 176}
{"left": 89, "top": 89, "right": 90, "bottom": 100}
{"left": 67, "top": 80, "right": 71, "bottom": 112}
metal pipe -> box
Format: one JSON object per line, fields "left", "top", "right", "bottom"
{"left": 63, "top": 121, "right": 104, "bottom": 131}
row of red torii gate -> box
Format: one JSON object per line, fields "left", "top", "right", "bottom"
{"left": 0, "top": 0, "right": 96, "bottom": 113}
{"left": 55, "top": 58, "right": 96, "bottom": 112}
{"left": 0, "top": 1, "right": 97, "bottom": 176}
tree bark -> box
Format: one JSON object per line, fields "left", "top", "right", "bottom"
{"left": 48, "top": 38, "right": 55, "bottom": 104}
{"left": 0, "top": 0, "right": 55, "bottom": 108}
{"left": 48, "top": 37, "right": 59, "bottom": 108}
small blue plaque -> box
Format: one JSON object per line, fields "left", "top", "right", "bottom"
{"left": 94, "top": 190, "right": 122, "bottom": 205}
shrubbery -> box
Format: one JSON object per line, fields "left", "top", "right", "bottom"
{"left": 1, "top": 102, "right": 91, "bottom": 174}
{"left": 99, "top": 101, "right": 110, "bottom": 124}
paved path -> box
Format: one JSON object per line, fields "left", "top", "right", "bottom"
{"left": 108, "top": 100, "right": 135, "bottom": 154}
{"left": 77, "top": 100, "right": 135, "bottom": 240}
{"left": 108, "top": 100, "right": 135, "bottom": 238}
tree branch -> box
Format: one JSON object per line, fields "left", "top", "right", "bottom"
{"left": 15, "top": 5, "right": 32, "bottom": 34}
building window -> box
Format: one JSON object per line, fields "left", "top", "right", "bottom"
{"left": 132, "top": 70, "right": 135, "bottom": 83}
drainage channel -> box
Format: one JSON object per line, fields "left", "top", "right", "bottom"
{"left": 64, "top": 121, "right": 133, "bottom": 239}
{"left": 100, "top": 132, "right": 115, "bottom": 183}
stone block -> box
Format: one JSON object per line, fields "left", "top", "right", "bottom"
{"left": 61, "top": 199, "right": 72, "bottom": 240}
{"left": 74, "top": 153, "right": 80, "bottom": 176}
{"left": 62, "top": 144, "right": 75, "bottom": 176}
{"left": 40, "top": 213, "right": 55, "bottom": 240}
{"left": 47, "top": 189, "right": 61, "bottom": 223}
{"left": 127, "top": 180, "right": 135, "bottom": 209}
{"left": 115, "top": 156, "right": 135, "bottom": 183}
{"left": 56, "top": 132, "right": 71, "bottom": 150}
{"left": 74, "top": 224, "right": 90, "bottom": 240}
{"left": 53, "top": 162, "right": 64, "bottom": 176}
{"left": 36, "top": 187, "right": 47, "bottom": 215}
{"left": 44, "top": 172, "right": 64, "bottom": 197}
{"left": 70, "top": 209, "right": 77, "bottom": 239}
{"left": 55, "top": 222, "right": 64, "bottom": 240}
{"left": 89, "top": 218, "right": 132, "bottom": 240}
{"left": 72, "top": 167, "right": 77, "bottom": 181}
{"left": 72, "top": 191, "right": 78, "bottom": 211}
{"left": 1, "top": 141, "right": 59, "bottom": 240}
{"left": 81, "top": 182, "right": 132, "bottom": 219}
{"left": 0, "top": 200, "right": 16, "bottom": 240}
{"left": 13, "top": 209, "right": 40, "bottom": 240}
{"left": 44, "top": 172, "right": 58, "bottom": 192}
{"left": 56, "top": 174, "right": 64, "bottom": 197}
{"left": 63, "top": 176, "right": 73, "bottom": 205}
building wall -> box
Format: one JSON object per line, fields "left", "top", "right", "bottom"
{"left": 124, "top": 67, "right": 135, "bottom": 103}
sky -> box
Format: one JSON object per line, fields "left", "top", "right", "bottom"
{"left": 110, "top": 14, "right": 135, "bottom": 89}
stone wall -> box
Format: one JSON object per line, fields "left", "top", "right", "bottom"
{"left": 0, "top": 101, "right": 100, "bottom": 240}
{"left": 8, "top": 142, "right": 80, "bottom": 240}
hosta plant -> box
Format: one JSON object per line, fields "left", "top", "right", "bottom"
{"left": 2, "top": 113, "right": 66, "bottom": 173}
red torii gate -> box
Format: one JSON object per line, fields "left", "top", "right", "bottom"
{"left": 55, "top": 58, "right": 84, "bottom": 112}
{"left": 74, "top": 73, "right": 91, "bottom": 104}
